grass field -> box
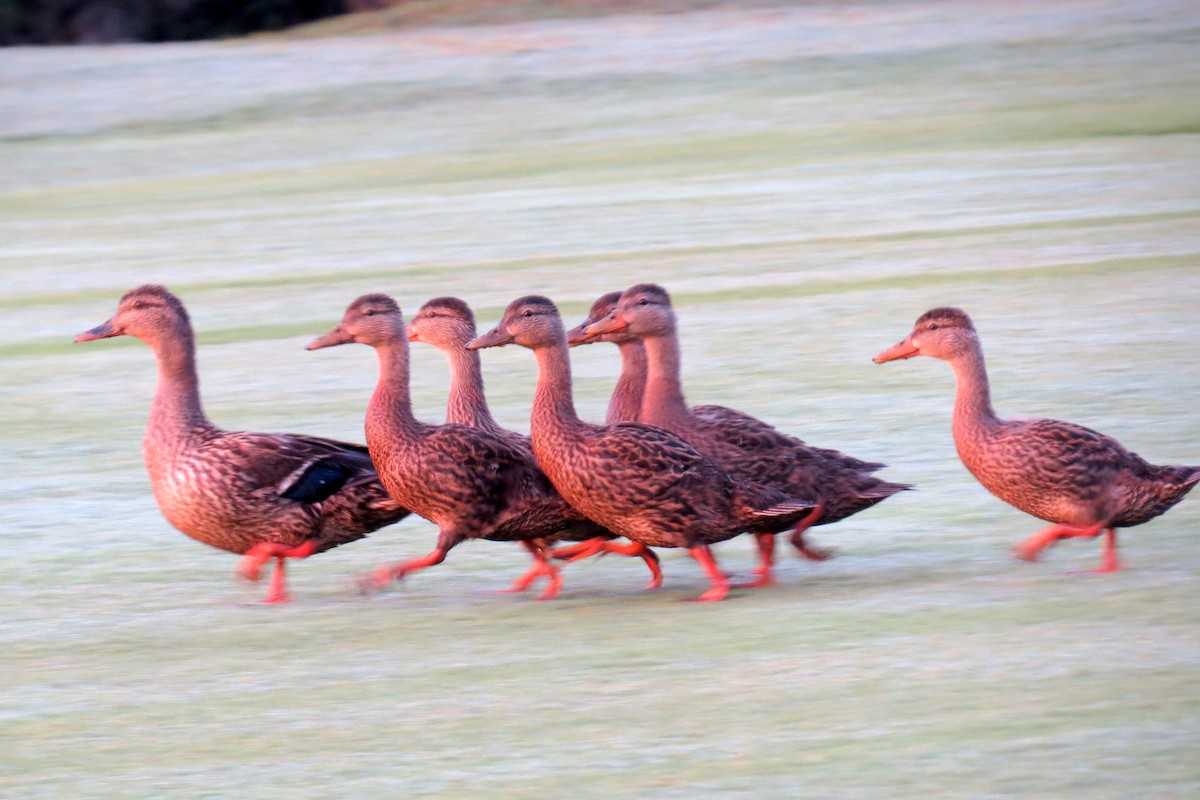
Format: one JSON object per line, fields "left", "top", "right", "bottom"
{"left": 2, "top": 1, "right": 1199, "bottom": 797}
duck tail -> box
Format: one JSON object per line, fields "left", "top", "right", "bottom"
{"left": 752, "top": 498, "right": 817, "bottom": 518}
{"left": 733, "top": 481, "right": 816, "bottom": 527}
{"left": 1156, "top": 465, "right": 1200, "bottom": 504}
{"left": 858, "top": 478, "right": 913, "bottom": 499}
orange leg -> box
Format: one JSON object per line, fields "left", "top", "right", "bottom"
{"left": 548, "top": 538, "right": 664, "bottom": 590}
{"left": 501, "top": 541, "right": 564, "bottom": 599}
{"left": 601, "top": 540, "right": 663, "bottom": 590}
{"left": 788, "top": 500, "right": 834, "bottom": 561}
{"left": 687, "top": 545, "right": 729, "bottom": 602}
{"left": 1012, "top": 520, "right": 1107, "bottom": 565}
{"left": 732, "top": 533, "right": 776, "bottom": 589}
{"left": 357, "top": 547, "right": 448, "bottom": 594}
{"left": 1070, "top": 528, "right": 1124, "bottom": 574}
{"left": 547, "top": 537, "right": 609, "bottom": 562}
{"left": 235, "top": 540, "right": 318, "bottom": 603}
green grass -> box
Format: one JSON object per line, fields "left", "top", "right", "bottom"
{"left": 2, "top": 1, "right": 1199, "bottom": 797}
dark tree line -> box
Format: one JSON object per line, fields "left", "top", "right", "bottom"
{"left": 1, "top": 0, "right": 357, "bottom": 44}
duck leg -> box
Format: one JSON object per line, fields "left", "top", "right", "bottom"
{"left": 596, "top": 540, "right": 663, "bottom": 590}
{"left": 1071, "top": 527, "right": 1124, "bottom": 574}
{"left": 548, "top": 538, "right": 665, "bottom": 590}
{"left": 501, "top": 540, "right": 564, "bottom": 599}
{"left": 546, "top": 536, "right": 610, "bottom": 561}
{"left": 687, "top": 545, "right": 730, "bottom": 602}
{"left": 358, "top": 528, "right": 467, "bottom": 593}
{"left": 1012, "top": 520, "right": 1106, "bottom": 565}
{"left": 789, "top": 500, "right": 834, "bottom": 561}
{"left": 235, "top": 540, "right": 318, "bottom": 603}
{"left": 732, "top": 533, "right": 776, "bottom": 588}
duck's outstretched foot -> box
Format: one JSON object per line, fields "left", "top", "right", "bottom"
{"left": 356, "top": 548, "right": 448, "bottom": 594}
{"left": 588, "top": 540, "right": 663, "bottom": 590}
{"left": 235, "top": 540, "right": 318, "bottom": 603}
{"left": 1013, "top": 521, "right": 1107, "bottom": 564}
{"left": 686, "top": 545, "right": 729, "bottom": 602}
{"left": 732, "top": 533, "right": 776, "bottom": 589}
{"left": 499, "top": 541, "right": 563, "bottom": 599}
{"left": 788, "top": 501, "right": 835, "bottom": 561}
{"left": 535, "top": 566, "right": 564, "bottom": 601}
{"left": 547, "top": 538, "right": 664, "bottom": 590}
{"left": 547, "top": 537, "right": 609, "bottom": 562}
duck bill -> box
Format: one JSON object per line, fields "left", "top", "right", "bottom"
{"left": 566, "top": 321, "right": 599, "bottom": 347}
{"left": 406, "top": 328, "right": 421, "bottom": 343}
{"left": 466, "top": 326, "right": 513, "bottom": 350}
{"left": 306, "top": 325, "right": 354, "bottom": 350}
{"left": 583, "top": 312, "right": 626, "bottom": 337}
{"left": 873, "top": 337, "right": 920, "bottom": 363}
{"left": 74, "top": 318, "right": 119, "bottom": 342}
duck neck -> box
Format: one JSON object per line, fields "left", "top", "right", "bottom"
{"left": 948, "top": 344, "right": 1000, "bottom": 438}
{"left": 640, "top": 332, "right": 691, "bottom": 429}
{"left": 146, "top": 327, "right": 210, "bottom": 439}
{"left": 531, "top": 341, "right": 584, "bottom": 437}
{"left": 607, "top": 340, "right": 647, "bottom": 424}
{"left": 442, "top": 345, "right": 497, "bottom": 429}
{"left": 371, "top": 338, "right": 418, "bottom": 433}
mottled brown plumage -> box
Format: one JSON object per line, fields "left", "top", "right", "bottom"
{"left": 566, "top": 291, "right": 648, "bottom": 425}
{"left": 469, "top": 295, "right": 815, "bottom": 602}
{"left": 308, "top": 293, "right": 630, "bottom": 599}
{"left": 583, "top": 283, "right": 909, "bottom": 586}
{"left": 74, "top": 285, "right": 409, "bottom": 603}
{"left": 874, "top": 306, "right": 1199, "bottom": 571}
{"left": 407, "top": 295, "right": 662, "bottom": 590}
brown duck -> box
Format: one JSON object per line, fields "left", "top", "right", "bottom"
{"left": 308, "top": 293, "right": 636, "bottom": 599}
{"left": 74, "top": 285, "right": 409, "bottom": 603}
{"left": 469, "top": 295, "right": 815, "bottom": 602}
{"left": 407, "top": 296, "right": 662, "bottom": 590}
{"left": 874, "top": 307, "right": 1199, "bottom": 571}
{"left": 584, "top": 283, "right": 909, "bottom": 587}
{"left": 565, "top": 291, "right": 647, "bottom": 425}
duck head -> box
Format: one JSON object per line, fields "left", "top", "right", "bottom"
{"left": 408, "top": 296, "right": 477, "bottom": 350}
{"left": 307, "top": 293, "right": 404, "bottom": 350}
{"left": 468, "top": 295, "right": 564, "bottom": 351}
{"left": 74, "top": 284, "right": 191, "bottom": 345}
{"left": 584, "top": 283, "right": 676, "bottom": 340}
{"left": 874, "top": 307, "right": 979, "bottom": 363}
{"left": 567, "top": 291, "right": 626, "bottom": 346}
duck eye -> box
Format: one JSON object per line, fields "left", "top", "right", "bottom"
{"left": 928, "top": 323, "right": 940, "bottom": 330}
{"left": 522, "top": 310, "right": 533, "bottom": 318}
{"left": 638, "top": 299, "right": 648, "bottom": 306}
{"left": 364, "top": 309, "right": 376, "bottom": 317}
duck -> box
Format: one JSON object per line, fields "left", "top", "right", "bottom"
{"left": 565, "top": 291, "right": 646, "bottom": 424}
{"left": 406, "top": 296, "right": 661, "bottom": 590}
{"left": 874, "top": 306, "right": 1199, "bottom": 571}
{"left": 73, "top": 284, "right": 410, "bottom": 603}
{"left": 583, "top": 283, "right": 910, "bottom": 587}
{"left": 468, "top": 295, "right": 815, "bottom": 602}
{"left": 307, "top": 293, "right": 639, "bottom": 600}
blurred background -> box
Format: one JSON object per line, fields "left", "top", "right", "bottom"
{"left": 2, "top": 1, "right": 1198, "bottom": 797}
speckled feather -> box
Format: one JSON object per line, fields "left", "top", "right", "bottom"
{"left": 883, "top": 306, "right": 1199, "bottom": 530}
{"left": 407, "top": 295, "right": 627, "bottom": 544}
{"left": 148, "top": 428, "right": 406, "bottom": 555}
{"left": 483, "top": 295, "right": 813, "bottom": 551}
{"left": 332, "top": 294, "right": 610, "bottom": 555}
{"left": 79, "top": 285, "right": 409, "bottom": 559}
{"left": 601, "top": 283, "right": 909, "bottom": 529}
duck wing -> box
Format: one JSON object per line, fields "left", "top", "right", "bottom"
{"left": 207, "top": 431, "right": 378, "bottom": 504}
{"left": 691, "top": 404, "right": 886, "bottom": 472}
